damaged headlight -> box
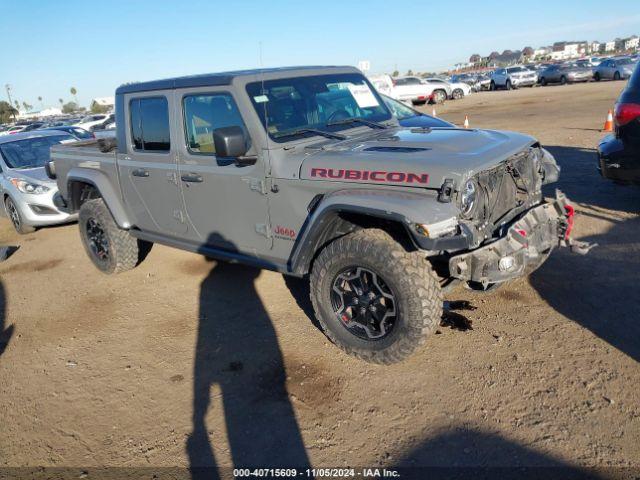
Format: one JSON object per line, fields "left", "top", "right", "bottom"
{"left": 461, "top": 179, "right": 477, "bottom": 216}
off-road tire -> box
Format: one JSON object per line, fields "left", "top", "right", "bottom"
{"left": 309, "top": 228, "right": 442, "bottom": 364}
{"left": 4, "top": 196, "right": 35, "bottom": 234}
{"left": 78, "top": 198, "right": 149, "bottom": 274}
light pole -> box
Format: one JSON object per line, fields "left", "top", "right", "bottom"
{"left": 5, "top": 84, "right": 17, "bottom": 121}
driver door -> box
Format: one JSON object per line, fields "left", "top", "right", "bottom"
{"left": 174, "top": 88, "right": 271, "bottom": 254}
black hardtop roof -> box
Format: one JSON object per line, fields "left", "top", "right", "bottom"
{"left": 115, "top": 66, "right": 358, "bottom": 95}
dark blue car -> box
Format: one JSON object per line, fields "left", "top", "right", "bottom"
{"left": 598, "top": 61, "right": 640, "bottom": 184}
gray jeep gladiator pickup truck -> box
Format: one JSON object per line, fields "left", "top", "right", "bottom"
{"left": 47, "top": 66, "right": 590, "bottom": 364}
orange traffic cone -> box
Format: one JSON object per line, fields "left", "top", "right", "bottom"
{"left": 463, "top": 115, "right": 470, "bottom": 129}
{"left": 432, "top": 107, "right": 437, "bottom": 117}
{"left": 603, "top": 109, "right": 613, "bottom": 132}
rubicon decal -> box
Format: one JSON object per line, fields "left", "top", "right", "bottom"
{"left": 310, "top": 168, "right": 429, "bottom": 184}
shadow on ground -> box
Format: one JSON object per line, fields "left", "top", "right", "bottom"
{"left": 0, "top": 280, "right": 12, "bottom": 357}
{"left": 393, "top": 427, "right": 606, "bottom": 480}
{"left": 544, "top": 145, "right": 640, "bottom": 213}
{"left": 530, "top": 215, "right": 640, "bottom": 363}
{"left": 187, "top": 261, "right": 311, "bottom": 479}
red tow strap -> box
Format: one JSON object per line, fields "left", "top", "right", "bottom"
{"left": 564, "top": 205, "right": 575, "bottom": 240}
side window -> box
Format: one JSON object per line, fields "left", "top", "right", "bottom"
{"left": 129, "top": 97, "right": 171, "bottom": 152}
{"left": 183, "top": 93, "right": 246, "bottom": 155}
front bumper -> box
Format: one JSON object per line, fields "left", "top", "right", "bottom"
{"left": 447, "top": 191, "right": 590, "bottom": 286}
{"left": 4, "top": 187, "right": 76, "bottom": 227}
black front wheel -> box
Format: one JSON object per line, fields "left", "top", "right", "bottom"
{"left": 310, "top": 229, "right": 442, "bottom": 364}
{"left": 614, "top": 71, "right": 621, "bottom": 81}
{"left": 78, "top": 198, "right": 152, "bottom": 274}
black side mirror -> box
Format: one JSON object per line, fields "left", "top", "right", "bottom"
{"left": 212, "top": 126, "right": 256, "bottom": 166}
{"left": 45, "top": 160, "right": 56, "bottom": 179}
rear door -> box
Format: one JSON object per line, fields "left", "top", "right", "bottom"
{"left": 119, "top": 92, "right": 186, "bottom": 234}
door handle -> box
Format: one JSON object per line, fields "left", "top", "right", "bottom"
{"left": 132, "top": 169, "right": 149, "bottom": 178}
{"left": 181, "top": 173, "right": 203, "bottom": 183}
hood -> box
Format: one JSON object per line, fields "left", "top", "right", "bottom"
{"left": 5, "top": 166, "right": 55, "bottom": 185}
{"left": 299, "top": 127, "right": 535, "bottom": 189}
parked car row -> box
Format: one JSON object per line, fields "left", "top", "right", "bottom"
{"left": 368, "top": 74, "right": 472, "bottom": 106}
{"left": 453, "top": 55, "right": 638, "bottom": 92}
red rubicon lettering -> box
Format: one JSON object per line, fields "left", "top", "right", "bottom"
{"left": 344, "top": 170, "right": 361, "bottom": 180}
{"left": 406, "top": 173, "right": 429, "bottom": 183}
{"left": 310, "top": 168, "right": 429, "bottom": 184}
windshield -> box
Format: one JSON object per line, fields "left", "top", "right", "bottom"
{"left": 0, "top": 134, "right": 73, "bottom": 169}
{"left": 507, "top": 67, "right": 526, "bottom": 73}
{"left": 246, "top": 73, "right": 392, "bottom": 142}
{"left": 382, "top": 95, "right": 452, "bottom": 127}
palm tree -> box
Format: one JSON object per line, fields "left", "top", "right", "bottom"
{"left": 70, "top": 87, "right": 78, "bottom": 105}
{"left": 38, "top": 96, "right": 43, "bottom": 109}
{"left": 14, "top": 100, "right": 19, "bottom": 111}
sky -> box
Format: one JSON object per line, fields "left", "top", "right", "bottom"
{"left": 1, "top": 0, "right": 639, "bottom": 109}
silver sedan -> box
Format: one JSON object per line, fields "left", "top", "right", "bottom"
{"left": 593, "top": 57, "right": 636, "bottom": 81}
{"left": 0, "top": 131, "right": 77, "bottom": 233}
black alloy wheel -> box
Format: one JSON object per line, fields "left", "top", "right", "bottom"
{"left": 330, "top": 266, "right": 397, "bottom": 340}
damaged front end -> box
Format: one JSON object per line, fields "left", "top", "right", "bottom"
{"left": 414, "top": 146, "right": 593, "bottom": 289}
{"left": 449, "top": 190, "right": 595, "bottom": 288}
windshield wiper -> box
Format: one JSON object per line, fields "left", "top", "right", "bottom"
{"left": 326, "top": 117, "right": 388, "bottom": 129}
{"left": 273, "top": 128, "right": 346, "bottom": 141}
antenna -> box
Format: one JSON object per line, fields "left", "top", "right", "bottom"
{"left": 259, "top": 41, "right": 269, "bottom": 153}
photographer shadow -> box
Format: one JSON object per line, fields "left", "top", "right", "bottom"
{"left": 187, "top": 258, "right": 311, "bottom": 479}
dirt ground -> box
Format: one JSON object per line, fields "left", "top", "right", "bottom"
{"left": 1, "top": 81, "right": 639, "bottom": 478}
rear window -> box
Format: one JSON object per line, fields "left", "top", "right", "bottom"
{"left": 507, "top": 67, "right": 526, "bottom": 73}
{"left": 130, "top": 97, "right": 171, "bottom": 151}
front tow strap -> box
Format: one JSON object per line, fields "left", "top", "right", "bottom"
{"left": 557, "top": 190, "right": 597, "bottom": 255}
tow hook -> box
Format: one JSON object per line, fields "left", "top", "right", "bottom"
{"left": 558, "top": 198, "right": 597, "bottom": 255}
{"left": 567, "top": 239, "right": 597, "bottom": 255}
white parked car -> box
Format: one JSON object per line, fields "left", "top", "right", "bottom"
{"left": 490, "top": 66, "right": 538, "bottom": 90}
{"left": 424, "top": 77, "right": 472, "bottom": 100}
{"left": 73, "top": 113, "right": 115, "bottom": 131}
{"left": 391, "top": 76, "right": 434, "bottom": 105}
{"left": 368, "top": 74, "right": 397, "bottom": 98}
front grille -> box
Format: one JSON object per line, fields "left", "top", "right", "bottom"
{"left": 469, "top": 148, "right": 544, "bottom": 235}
